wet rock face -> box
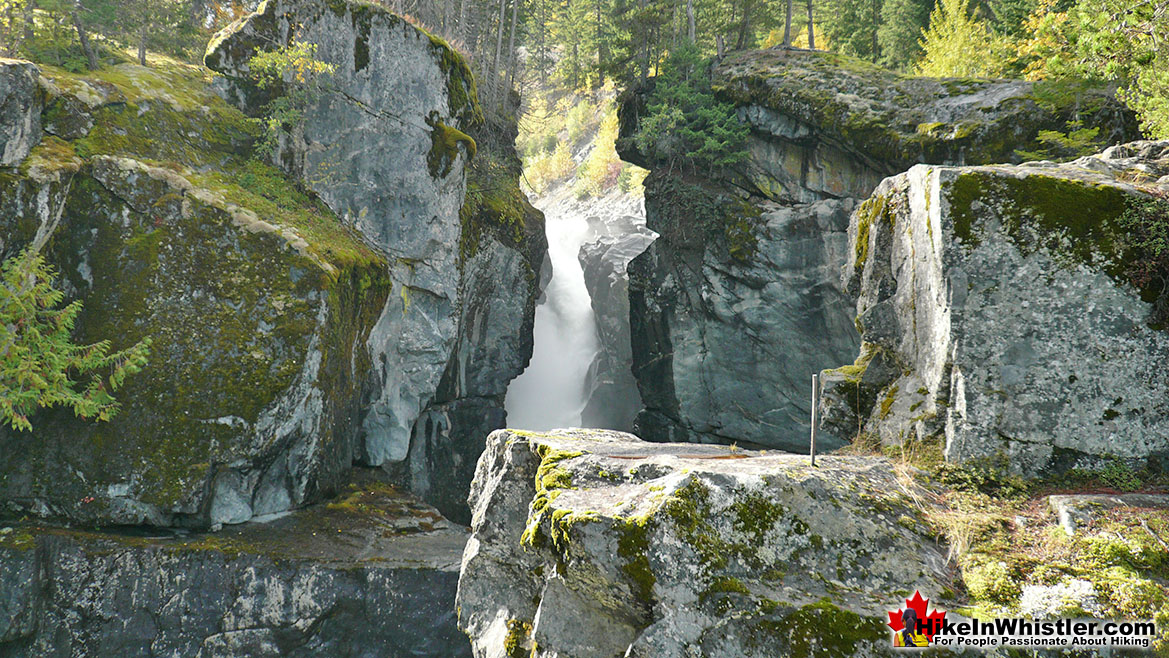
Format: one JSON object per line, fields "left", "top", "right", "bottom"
{"left": 0, "top": 481, "right": 472, "bottom": 657}
{"left": 822, "top": 141, "right": 1169, "bottom": 475}
{"left": 457, "top": 428, "right": 951, "bottom": 658}
{"left": 577, "top": 196, "right": 655, "bottom": 432}
{"left": 0, "top": 59, "right": 41, "bottom": 167}
{"left": 619, "top": 49, "right": 1140, "bottom": 453}
{"left": 628, "top": 174, "right": 859, "bottom": 450}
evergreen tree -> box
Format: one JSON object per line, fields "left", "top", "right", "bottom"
{"left": 632, "top": 44, "right": 748, "bottom": 173}
{"left": 0, "top": 249, "right": 151, "bottom": 432}
{"left": 877, "top": 0, "right": 931, "bottom": 69}
{"left": 822, "top": 0, "right": 881, "bottom": 61}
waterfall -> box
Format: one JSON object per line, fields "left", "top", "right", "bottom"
{"left": 504, "top": 205, "right": 600, "bottom": 430}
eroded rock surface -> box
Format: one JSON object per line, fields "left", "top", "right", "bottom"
{"left": 457, "top": 428, "right": 950, "bottom": 658}
{"left": 821, "top": 141, "right": 1169, "bottom": 475}
{"left": 577, "top": 193, "right": 655, "bottom": 431}
{"left": 618, "top": 48, "right": 1139, "bottom": 451}
{"left": 0, "top": 478, "right": 471, "bottom": 657}
{"left": 208, "top": 2, "right": 544, "bottom": 521}
{"left": 0, "top": 59, "right": 41, "bottom": 166}
{"left": 0, "top": 61, "right": 389, "bottom": 528}
{"left": 207, "top": 0, "right": 481, "bottom": 470}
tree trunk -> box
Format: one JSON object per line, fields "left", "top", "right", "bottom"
{"left": 595, "top": 0, "right": 607, "bottom": 81}
{"left": 138, "top": 25, "right": 147, "bottom": 65}
{"left": 637, "top": 0, "right": 649, "bottom": 83}
{"left": 687, "top": 0, "right": 695, "bottom": 43}
{"left": 505, "top": 0, "right": 520, "bottom": 108}
{"left": 490, "top": 0, "right": 508, "bottom": 108}
{"left": 715, "top": 33, "right": 724, "bottom": 58}
{"left": 457, "top": 0, "right": 467, "bottom": 41}
{"left": 736, "top": 0, "right": 751, "bottom": 50}
{"left": 783, "top": 0, "right": 793, "bottom": 46}
{"left": 23, "top": 0, "right": 36, "bottom": 44}
{"left": 72, "top": 2, "right": 98, "bottom": 70}
{"left": 805, "top": 0, "right": 815, "bottom": 50}
{"left": 871, "top": 0, "right": 879, "bottom": 58}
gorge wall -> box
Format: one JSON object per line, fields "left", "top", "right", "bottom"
{"left": 618, "top": 47, "right": 1140, "bottom": 454}
{"left": 206, "top": 0, "right": 545, "bottom": 524}
{"left": 0, "top": 0, "right": 544, "bottom": 652}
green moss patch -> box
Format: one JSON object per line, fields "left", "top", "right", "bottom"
{"left": 945, "top": 171, "right": 1161, "bottom": 305}
{"left": 427, "top": 119, "right": 477, "bottom": 179}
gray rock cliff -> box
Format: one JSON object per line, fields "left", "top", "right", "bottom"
{"left": 207, "top": 2, "right": 545, "bottom": 522}
{"left": 0, "top": 59, "right": 41, "bottom": 167}
{"left": 617, "top": 47, "right": 1140, "bottom": 452}
{"left": 0, "top": 477, "right": 471, "bottom": 657}
{"left": 0, "top": 61, "right": 389, "bottom": 528}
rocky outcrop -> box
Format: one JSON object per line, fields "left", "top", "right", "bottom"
{"left": 409, "top": 116, "right": 546, "bottom": 524}
{"left": 627, "top": 181, "right": 859, "bottom": 451}
{"left": 618, "top": 47, "right": 1140, "bottom": 451}
{"left": 0, "top": 476, "right": 471, "bottom": 657}
{"left": 713, "top": 48, "right": 1136, "bottom": 202}
{"left": 578, "top": 193, "right": 654, "bottom": 432}
{"left": 207, "top": 1, "right": 544, "bottom": 522}
{"left": 0, "top": 61, "right": 389, "bottom": 528}
{"left": 207, "top": 0, "right": 481, "bottom": 471}
{"left": 457, "top": 428, "right": 951, "bottom": 657}
{"left": 0, "top": 59, "right": 41, "bottom": 167}
{"left": 821, "top": 141, "right": 1169, "bottom": 475}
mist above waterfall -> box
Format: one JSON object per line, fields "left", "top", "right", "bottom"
{"left": 505, "top": 206, "right": 600, "bottom": 429}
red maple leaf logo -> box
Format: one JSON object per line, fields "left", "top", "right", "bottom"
{"left": 887, "top": 591, "right": 947, "bottom": 641}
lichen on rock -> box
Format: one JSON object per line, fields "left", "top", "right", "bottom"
{"left": 823, "top": 140, "right": 1169, "bottom": 476}
{"left": 457, "top": 428, "right": 952, "bottom": 657}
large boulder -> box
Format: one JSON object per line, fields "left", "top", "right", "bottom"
{"left": 0, "top": 477, "right": 472, "bottom": 657}
{"left": 821, "top": 140, "right": 1169, "bottom": 475}
{"left": 456, "top": 428, "right": 951, "bottom": 657}
{"left": 0, "top": 59, "right": 41, "bottom": 166}
{"left": 617, "top": 48, "right": 1141, "bottom": 451}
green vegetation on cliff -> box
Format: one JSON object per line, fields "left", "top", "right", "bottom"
{"left": 0, "top": 249, "right": 150, "bottom": 431}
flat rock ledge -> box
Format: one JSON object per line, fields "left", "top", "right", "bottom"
{"left": 0, "top": 478, "right": 472, "bottom": 657}
{"left": 456, "top": 428, "right": 952, "bottom": 658}
{"left": 1049, "top": 493, "right": 1169, "bottom": 537}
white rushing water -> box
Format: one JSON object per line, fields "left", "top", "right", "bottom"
{"left": 504, "top": 206, "right": 600, "bottom": 430}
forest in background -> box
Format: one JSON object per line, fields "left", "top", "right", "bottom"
{"left": 0, "top": 0, "right": 1166, "bottom": 174}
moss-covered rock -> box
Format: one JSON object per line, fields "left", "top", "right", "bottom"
{"left": 458, "top": 428, "right": 953, "bottom": 657}
{"left": 189, "top": 0, "right": 549, "bottom": 527}
{"left": 0, "top": 58, "right": 391, "bottom": 529}
{"left": 825, "top": 140, "right": 1169, "bottom": 475}
{"left": 712, "top": 48, "right": 1138, "bottom": 200}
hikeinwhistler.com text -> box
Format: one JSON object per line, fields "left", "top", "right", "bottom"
{"left": 924, "top": 617, "right": 1157, "bottom": 649}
